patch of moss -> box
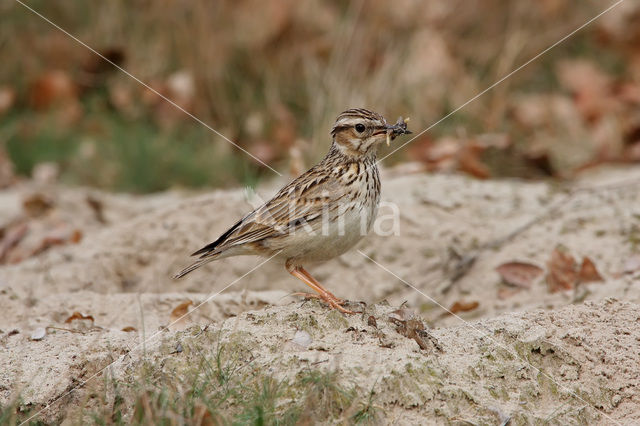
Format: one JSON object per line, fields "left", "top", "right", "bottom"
{"left": 284, "top": 311, "right": 321, "bottom": 336}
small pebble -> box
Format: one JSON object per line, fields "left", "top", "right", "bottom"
{"left": 292, "top": 330, "right": 313, "bottom": 348}
{"left": 30, "top": 327, "right": 46, "bottom": 341}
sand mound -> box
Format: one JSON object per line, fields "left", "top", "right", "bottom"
{"left": 1, "top": 165, "right": 639, "bottom": 422}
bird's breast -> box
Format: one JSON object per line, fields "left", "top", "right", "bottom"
{"left": 277, "top": 162, "right": 381, "bottom": 263}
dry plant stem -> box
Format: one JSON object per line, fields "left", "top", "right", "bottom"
{"left": 287, "top": 265, "right": 356, "bottom": 315}
{"left": 439, "top": 175, "right": 640, "bottom": 293}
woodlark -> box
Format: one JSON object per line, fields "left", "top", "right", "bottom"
{"left": 174, "top": 108, "right": 411, "bottom": 314}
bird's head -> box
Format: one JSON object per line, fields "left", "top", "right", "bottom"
{"left": 330, "top": 108, "right": 411, "bottom": 157}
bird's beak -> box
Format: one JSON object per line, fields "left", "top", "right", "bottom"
{"left": 385, "top": 117, "right": 412, "bottom": 146}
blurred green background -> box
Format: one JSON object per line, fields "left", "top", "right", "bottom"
{"left": 1, "top": 0, "right": 639, "bottom": 192}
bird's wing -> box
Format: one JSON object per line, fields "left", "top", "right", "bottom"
{"left": 192, "top": 168, "right": 347, "bottom": 258}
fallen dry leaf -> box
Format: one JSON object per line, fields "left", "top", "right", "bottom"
{"left": 458, "top": 143, "right": 491, "bottom": 179}
{"left": 121, "top": 326, "right": 137, "bottom": 332}
{"left": 86, "top": 195, "right": 107, "bottom": 224}
{"left": 22, "top": 193, "right": 54, "bottom": 217}
{"left": 556, "top": 60, "right": 619, "bottom": 123}
{"left": 496, "top": 261, "right": 544, "bottom": 288}
{"left": 448, "top": 300, "right": 480, "bottom": 314}
{"left": 70, "top": 229, "right": 83, "bottom": 244}
{"left": 0, "top": 223, "right": 28, "bottom": 263}
{"left": 407, "top": 136, "right": 456, "bottom": 171}
{"left": 28, "top": 70, "right": 78, "bottom": 110}
{"left": 170, "top": 300, "right": 193, "bottom": 323}
{"left": 546, "top": 246, "right": 577, "bottom": 292}
{"left": 578, "top": 257, "right": 604, "bottom": 283}
{"left": 31, "top": 227, "right": 82, "bottom": 257}
{"left": 64, "top": 312, "right": 95, "bottom": 324}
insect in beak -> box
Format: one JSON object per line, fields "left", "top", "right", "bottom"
{"left": 385, "top": 117, "right": 412, "bottom": 146}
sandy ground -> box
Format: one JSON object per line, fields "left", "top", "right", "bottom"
{"left": 1, "top": 165, "right": 640, "bottom": 424}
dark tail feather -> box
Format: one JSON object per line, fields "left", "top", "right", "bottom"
{"left": 177, "top": 217, "right": 247, "bottom": 278}
{"left": 173, "top": 254, "right": 219, "bottom": 279}
{"left": 191, "top": 218, "right": 244, "bottom": 257}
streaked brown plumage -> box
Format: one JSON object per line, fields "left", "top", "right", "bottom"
{"left": 174, "top": 108, "right": 411, "bottom": 314}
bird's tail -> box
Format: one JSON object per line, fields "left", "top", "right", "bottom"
{"left": 173, "top": 253, "right": 220, "bottom": 279}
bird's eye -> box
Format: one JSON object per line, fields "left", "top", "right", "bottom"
{"left": 355, "top": 123, "right": 366, "bottom": 133}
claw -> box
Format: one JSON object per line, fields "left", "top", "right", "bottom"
{"left": 287, "top": 264, "right": 358, "bottom": 315}
{"left": 291, "top": 292, "right": 356, "bottom": 315}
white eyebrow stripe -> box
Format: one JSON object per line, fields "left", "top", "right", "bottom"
{"left": 335, "top": 117, "right": 363, "bottom": 127}
{"left": 335, "top": 117, "right": 384, "bottom": 128}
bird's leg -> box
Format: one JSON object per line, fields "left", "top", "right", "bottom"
{"left": 297, "top": 267, "right": 346, "bottom": 304}
{"left": 286, "top": 264, "right": 355, "bottom": 315}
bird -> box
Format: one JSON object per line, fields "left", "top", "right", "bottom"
{"left": 174, "top": 108, "right": 411, "bottom": 314}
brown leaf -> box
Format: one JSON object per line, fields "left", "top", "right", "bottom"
{"left": 28, "top": 70, "right": 78, "bottom": 110}
{"left": 0, "top": 223, "right": 28, "bottom": 263}
{"left": 407, "top": 136, "right": 456, "bottom": 171}
{"left": 546, "top": 246, "right": 577, "bottom": 292}
{"left": 556, "top": 60, "right": 618, "bottom": 123}
{"left": 86, "top": 195, "right": 107, "bottom": 224}
{"left": 121, "top": 326, "right": 137, "bottom": 332}
{"left": 170, "top": 300, "right": 193, "bottom": 323}
{"left": 578, "top": 257, "right": 603, "bottom": 283}
{"left": 496, "top": 261, "right": 543, "bottom": 288}
{"left": 30, "top": 230, "right": 69, "bottom": 256}
{"left": 70, "top": 229, "right": 83, "bottom": 244}
{"left": 457, "top": 143, "right": 490, "bottom": 179}
{"left": 448, "top": 300, "right": 479, "bottom": 314}
{"left": 64, "top": 311, "right": 95, "bottom": 324}
{"left": 22, "top": 193, "right": 54, "bottom": 217}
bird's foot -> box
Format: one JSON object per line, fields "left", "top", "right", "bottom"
{"left": 292, "top": 292, "right": 356, "bottom": 315}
